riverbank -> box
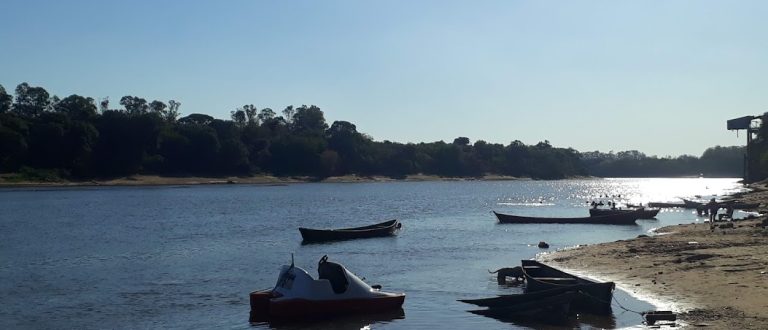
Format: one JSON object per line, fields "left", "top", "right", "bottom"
{"left": 0, "top": 173, "right": 531, "bottom": 187}
{"left": 539, "top": 182, "right": 768, "bottom": 328}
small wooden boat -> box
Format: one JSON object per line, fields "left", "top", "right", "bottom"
{"left": 299, "top": 219, "right": 401, "bottom": 243}
{"left": 493, "top": 210, "right": 640, "bottom": 225}
{"left": 521, "top": 260, "right": 614, "bottom": 314}
{"left": 249, "top": 255, "right": 405, "bottom": 321}
{"left": 681, "top": 199, "right": 703, "bottom": 208}
{"left": 647, "top": 202, "right": 686, "bottom": 208}
{"left": 467, "top": 291, "right": 578, "bottom": 324}
{"left": 589, "top": 207, "right": 659, "bottom": 219}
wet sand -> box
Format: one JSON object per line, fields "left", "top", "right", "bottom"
{"left": 540, "top": 182, "right": 768, "bottom": 328}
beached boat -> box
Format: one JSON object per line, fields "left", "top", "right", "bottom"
{"left": 493, "top": 210, "right": 640, "bottom": 225}
{"left": 521, "top": 260, "right": 614, "bottom": 314}
{"left": 466, "top": 291, "right": 578, "bottom": 324}
{"left": 299, "top": 219, "right": 401, "bottom": 243}
{"left": 249, "top": 255, "right": 405, "bottom": 321}
{"left": 589, "top": 207, "right": 659, "bottom": 219}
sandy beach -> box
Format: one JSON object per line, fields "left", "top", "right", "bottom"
{"left": 540, "top": 183, "right": 768, "bottom": 328}
{"left": 0, "top": 173, "right": 527, "bottom": 187}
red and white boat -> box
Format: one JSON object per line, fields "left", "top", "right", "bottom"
{"left": 249, "top": 255, "right": 406, "bottom": 321}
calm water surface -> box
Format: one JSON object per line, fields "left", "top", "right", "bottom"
{"left": 0, "top": 178, "right": 744, "bottom": 329}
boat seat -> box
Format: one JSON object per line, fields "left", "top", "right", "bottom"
{"left": 318, "top": 261, "right": 349, "bottom": 294}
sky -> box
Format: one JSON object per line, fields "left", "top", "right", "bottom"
{"left": 1, "top": 0, "right": 765, "bottom": 156}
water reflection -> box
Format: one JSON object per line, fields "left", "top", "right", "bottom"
{"left": 250, "top": 308, "right": 405, "bottom": 329}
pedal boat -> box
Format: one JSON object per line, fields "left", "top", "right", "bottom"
{"left": 249, "top": 255, "right": 405, "bottom": 321}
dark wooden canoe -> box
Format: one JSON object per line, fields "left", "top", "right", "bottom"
{"left": 589, "top": 207, "right": 659, "bottom": 219}
{"left": 493, "top": 210, "right": 640, "bottom": 225}
{"left": 521, "top": 260, "right": 614, "bottom": 314}
{"left": 467, "top": 291, "right": 578, "bottom": 324}
{"left": 299, "top": 219, "right": 401, "bottom": 243}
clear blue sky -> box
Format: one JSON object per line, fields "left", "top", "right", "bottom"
{"left": 1, "top": 0, "right": 765, "bottom": 156}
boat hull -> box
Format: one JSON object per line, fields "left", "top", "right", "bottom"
{"left": 647, "top": 202, "right": 686, "bottom": 208}
{"left": 494, "top": 211, "right": 640, "bottom": 225}
{"left": 460, "top": 285, "right": 587, "bottom": 308}
{"left": 249, "top": 290, "right": 405, "bottom": 321}
{"left": 589, "top": 208, "right": 659, "bottom": 219}
{"left": 468, "top": 292, "right": 577, "bottom": 324}
{"left": 299, "top": 219, "right": 400, "bottom": 243}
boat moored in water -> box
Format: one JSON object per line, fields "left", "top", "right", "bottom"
{"left": 493, "top": 210, "right": 641, "bottom": 225}
{"left": 589, "top": 207, "right": 660, "bottom": 219}
{"left": 249, "top": 255, "right": 405, "bottom": 321}
{"left": 299, "top": 219, "right": 401, "bottom": 243}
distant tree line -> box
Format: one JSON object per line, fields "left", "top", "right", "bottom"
{"left": 0, "top": 82, "right": 746, "bottom": 181}
{"left": 581, "top": 146, "right": 745, "bottom": 178}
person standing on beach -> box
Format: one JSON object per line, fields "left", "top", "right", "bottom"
{"left": 706, "top": 198, "right": 719, "bottom": 228}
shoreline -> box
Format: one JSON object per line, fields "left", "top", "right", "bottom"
{"left": 538, "top": 182, "right": 768, "bottom": 328}
{"left": 0, "top": 174, "right": 535, "bottom": 188}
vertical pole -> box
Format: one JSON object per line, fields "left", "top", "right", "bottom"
{"left": 746, "top": 129, "right": 753, "bottom": 183}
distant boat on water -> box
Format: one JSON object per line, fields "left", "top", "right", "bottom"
{"left": 589, "top": 207, "right": 659, "bottom": 219}
{"left": 493, "top": 210, "right": 641, "bottom": 225}
{"left": 299, "top": 219, "right": 401, "bottom": 243}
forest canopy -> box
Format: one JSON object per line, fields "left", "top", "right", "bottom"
{"left": 0, "top": 82, "right": 753, "bottom": 181}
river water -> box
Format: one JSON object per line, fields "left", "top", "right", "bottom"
{"left": 0, "top": 178, "right": 744, "bottom": 329}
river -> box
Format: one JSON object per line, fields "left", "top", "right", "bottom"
{"left": 0, "top": 178, "right": 744, "bottom": 329}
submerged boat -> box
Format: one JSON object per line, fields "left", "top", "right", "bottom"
{"left": 493, "top": 210, "right": 640, "bottom": 225}
{"left": 460, "top": 284, "right": 590, "bottom": 308}
{"left": 521, "top": 260, "right": 614, "bottom": 314}
{"left": 589, "top": 207, "right": 659, "bottom": 219}
{"left": 249, "top": 255, "right": 405, "bottom": 321}
{"left": 299, "top": 219, "right": 401, "bottom": 243}
{"left": 466, "top": 291, "right": 578, "bottom": 324}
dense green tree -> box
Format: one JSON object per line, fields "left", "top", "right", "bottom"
{"left": 13, "top": 83, "right": 50, "bottom": 117}
{"left": 230, "top": 109, "right": 246, "bottom": 127}
{"left": 178, "top": 113, "right": 214, "bottom": 126}
{"left": 119, "top": 96, "right": 149, "bottom": 115}
{"left": 0, "top": 113, "right": 28, "bottom": 171}
{"left": 54, "top": 95, "right": 98, "bottom": 121}
{"left": 0, "top": 85, "right": 12, "bottom": 113}
{"left": 149, "top": 100, "right": 167, "bottom": 114}
{"left": 257, "top": 108, "right": 276, "bottom": 123}
{"left": 0, "top": 81, "right": 748, "bottom": 180}
{"left": 91, "top": 111, "right": 162, "bottom": 175}
{"left": 326, "top": 121, "right": 373, "bottom": 174}
{"left": 453, "top": 137, "right": 470, "bottom": 146}
{"left": 166, "top": 100, "right": 181, "bottom": 123}
{"left": 291, "top": 105, "right": 328, "bottom": 136}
